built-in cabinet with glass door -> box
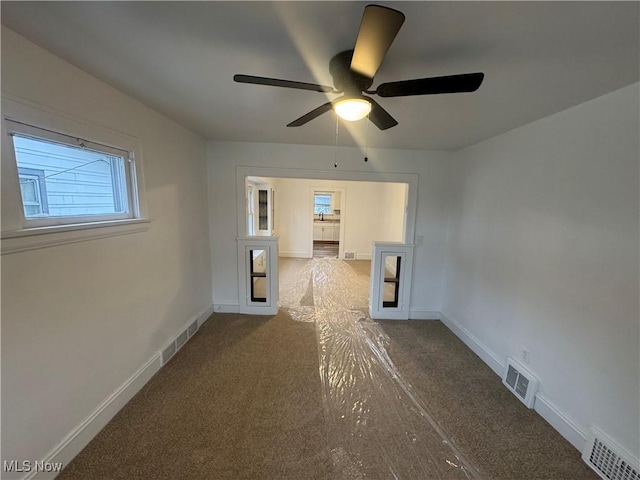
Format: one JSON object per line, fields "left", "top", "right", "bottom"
{"left": 248, "top": 182, "right": 274, "bottom": 236}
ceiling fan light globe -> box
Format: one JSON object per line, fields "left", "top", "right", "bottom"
{"left": 333, "top": 98, "right": 371, "bottom": 121}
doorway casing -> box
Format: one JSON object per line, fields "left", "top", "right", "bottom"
{"left": 235, "top": 166, "right": 419, "bottom": 314}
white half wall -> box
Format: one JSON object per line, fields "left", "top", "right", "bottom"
{"left": 207, "top": 141, "right": 453, "bottom": 312}
{"left": 443, "top": 83, "right": 640, "bottom": 455}
{"left": 1, "top": 27, "right": 212, "bottom": 474}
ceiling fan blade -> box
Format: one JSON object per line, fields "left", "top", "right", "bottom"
{"left": 234, "top": 74, "right": 335, "bottom": 93}
{"left": 350, "top": 5, "right": 405, "bottom": 79}
{"left": 376, "top": 72, "right": 485, "bottom": 97}
{"left": 287, "top": 102, "right": 333, "bottom": 127}
{"left": 363, "top": 96, "right": 398, "bottom": 130}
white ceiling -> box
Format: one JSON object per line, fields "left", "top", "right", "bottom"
{"left": 2, "top": 1, "right": 638, "bottom": 151}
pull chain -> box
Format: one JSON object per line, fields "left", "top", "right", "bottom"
{"left": 334, "top": 115, "right": 339, "bottom": 167}
{"left": 364, "top": 115, "right": 370, "bottom": 162}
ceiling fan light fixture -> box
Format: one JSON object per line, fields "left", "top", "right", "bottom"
{"left": 333, "top": 97, "right": 371, "bottom": 121}
{"left": 235, "top": 5, "right": 483, "bottom": 131}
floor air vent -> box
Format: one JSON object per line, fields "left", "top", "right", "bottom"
{"left": 188, "top": 319, "right": 198, "bottom": 337}
{"left": 502, "top": 357, "right": 538, "bottom": 408}
{"left": 161, "top": 319, "right": 200, "bottom": 366}
{"left": 583, "top": 428, "right": 639, "bottom": 480}
{"left": 176, "top": 330, "right": 189, "bottom": 350}
{"left": 161, "top": 342, "right": 176, "bottom": 365}
{"left": 344, "top": 251, "right": 356, "bottom": 260}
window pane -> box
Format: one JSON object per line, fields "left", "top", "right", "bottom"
{"left": 314, "top": 194, "right": 332, "bottom": 214}
{"left": 315, "top": 205, "right": 331, "bottom": 214}
{"left": 19, "top": 178, "right": 39, "bottom": 203}
{"left": 13, "top": 135, "right": 129, "bottom": 219}
{"left": 24, "top": 204, "right": 42, "bottom": 217}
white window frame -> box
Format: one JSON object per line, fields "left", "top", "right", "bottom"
{"left": 8, "top": 122, "right": 137, "bottom": 227}
{"left": 1, "top": 96, "right": 149, "bottom": 254}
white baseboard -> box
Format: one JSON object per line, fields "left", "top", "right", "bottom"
{"left": 28, "top": 354, "right": 161, "bottom": 480}
{"left": 197, "top": 304, "right": 215, "bottom": 327}
{"left": 439, "top": 312, "right": 504, "bottom": 376}
{"left": 534, "top": 394, "right": 587, "bottom": 451}
{"left": 356, "top": 253, "right": 372, "bottom": 260}
{"left": 279, "top": 251, "right": 310, "bottom": 258}
{"left": 439, "top": 310, "right": 588, "bottom": 454}
{"left": 213, "top": 303, "right": 239, "bottom": 313}
{"left": 408, "top": 309, "right": 441, "bottom": 320}
{"left": 28, "top": 304, "right": 214, "bottom": 480}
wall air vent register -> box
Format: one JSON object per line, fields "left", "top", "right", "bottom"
{"left": 502, "top": 357, "right": 538, "bottom": 408}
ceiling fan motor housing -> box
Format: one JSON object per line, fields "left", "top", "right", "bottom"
{"left": 329, "top": 50, "right": 373, "bottom": 96}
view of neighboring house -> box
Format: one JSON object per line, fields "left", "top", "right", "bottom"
{"left": 15, "top": 135, "right": 129, "bottom": 218}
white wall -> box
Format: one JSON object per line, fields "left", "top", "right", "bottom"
{"left": 1, "top": 26, "right": 212, "bottom": 471}
{"left": 271, "top": 177, "right": 405, "bottom": 258}
{"left": 379, "top": 182, "right": 407, "bottom": 243}
{"left": 443, "top": 84, "right": 640, "bottom": 456}
{"left": 207, "top": 141, "right": 453, "bottom": 316}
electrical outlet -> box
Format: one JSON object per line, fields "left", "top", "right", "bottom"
{"left": 521, "top": 348, "right": 530, "bottom": 364}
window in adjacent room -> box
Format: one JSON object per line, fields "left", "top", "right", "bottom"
{"left": 314, "top": 193, "right": 332, "bottom": 214}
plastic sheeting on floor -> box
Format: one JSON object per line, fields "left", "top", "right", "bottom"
{"left": 279, "top": 258, "right": 481, "bottom": 479}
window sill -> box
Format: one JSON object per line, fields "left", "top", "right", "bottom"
{"left": 1, "top": 218, "right": 151, "bottom": 255}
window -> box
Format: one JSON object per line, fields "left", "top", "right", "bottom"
{"left": 314, "top": 193, "right": 332, "bottom": 214}
{"left": 18, "top": 167, "right": 48, "bottom": 217}
{"left": 2, "top": 109, "right": 148, "bottom": 254}
{"left": 4, "top": 119, "right": 141, "bottom": 229}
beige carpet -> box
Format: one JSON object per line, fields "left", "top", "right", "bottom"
{"left": 58, "top": 258, "right": 597, "bottom": 480}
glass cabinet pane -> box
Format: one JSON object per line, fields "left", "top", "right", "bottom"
{"left": 382, "top": 255, "right": 401, "bottom": 308}
{"left": 250, "top": 249, "right": 267, "bottom": 302}
{"left": 258, "top": 189, "right": 268, "bottom": 230}
{"left": 383, "top": 282, "right": 397, "bottom": 304}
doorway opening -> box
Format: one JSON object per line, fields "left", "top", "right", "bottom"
{"left": 237, "top": 166, "right": 418, "bottom": 314}
{"left": 312, "top": 188, "right": 344, "bottom": 258}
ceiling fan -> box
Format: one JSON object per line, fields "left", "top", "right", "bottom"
{"left": 234, "top": 4, "right": 484, "bottom": 130}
